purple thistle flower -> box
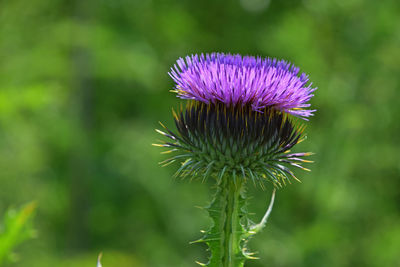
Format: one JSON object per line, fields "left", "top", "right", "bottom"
{"left": 169, "top": 53, "right": 316, "bottom": 119}
{"left": 157, "top": 52, "right": 317, "bottom": 266}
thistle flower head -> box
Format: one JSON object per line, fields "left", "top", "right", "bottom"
{"left": 169, "top": 53, "right": 316, "bottom": 119}
{"left": 156, "top": 53, "right": 315, "bottom": 188}
{"left": 156, "top": 53, "right": 317, "bottom": 266}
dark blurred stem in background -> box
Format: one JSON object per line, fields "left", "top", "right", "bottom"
{"left": 67, "top": 0, "right": 94, "bottom": 251}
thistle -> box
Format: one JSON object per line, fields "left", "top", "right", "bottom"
{"left": 155, "top": 53, "right": 316, "bottom": 266}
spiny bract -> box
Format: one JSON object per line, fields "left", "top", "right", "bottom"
{"left": 155, "top": 101, "right": 312, "bottom": 188}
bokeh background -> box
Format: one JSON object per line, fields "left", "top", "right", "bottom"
{"left": 1, "top": 0, "right": 400, "bottom": 266}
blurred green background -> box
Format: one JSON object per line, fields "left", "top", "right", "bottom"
{"left": 1, "top": 0, "right": 399, "bottom": 266}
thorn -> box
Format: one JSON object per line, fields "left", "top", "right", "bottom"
{"left": 158, "top": 121, "right": 168, "bottom": 129}
{"left": 292, "top": 175, "right": 302, "bottom": 182}
{"left": 194, "top": 206, "right": 209, "bottom": 214}
{"left": 245, "top": 255, "right": 260, "bottom": 260}
{"left": 248, "top": 169, "right": 257, "bottom": 187}
{"left": 217, "top": 166, "right": 227, "bottom": 184}
{"left": 151, "top": 143, "right": 165, "bottom": 147}
{"left": 190, "top": 239, "right": 205, "bottom": 244}
{"left": 160, "top": 149, "right": 177, "bottom": 154}
{"left": 161, "top": 159, "right": 175, "bottom": 167}
{"left": 155, "top": 129, "right": 166, "bottom": 135}
{"left": 297, "top": 136, "right": 307, "bottom": 143}
{"left": 172, "top": 108, "right": 179, "bottom": 121}
{"left": 190, "top": 237, "right": 220, "bottom": 244}
{"left": 299, "top": 159, "right": 314, "bottom": 163}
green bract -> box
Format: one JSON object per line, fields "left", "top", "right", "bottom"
{"left": 156, "top": 101, "right": 312, "bottom": 188}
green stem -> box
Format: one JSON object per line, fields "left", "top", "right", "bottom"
{"left": 221, "top": 178, "right": 243, "bottom": 267}
{"left": 196, "top": 176, "right": 276, "bottom": 266}
{"left": 199, "top": 176, "right": 247, "bottom": 267}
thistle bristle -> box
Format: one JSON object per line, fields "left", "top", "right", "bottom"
{"left": 156, "top": 101, "right": 313, "bottom": 188}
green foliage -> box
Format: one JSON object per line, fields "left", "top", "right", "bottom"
{"left": 0, "top": 202, "right": 36, "bottom": 265}
{"left": 0, "top": 0, "right": 399, "bottom": 266}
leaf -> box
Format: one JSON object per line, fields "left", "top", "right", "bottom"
{"left": 0, "top": 202, "right": 37, "bottom": 266}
